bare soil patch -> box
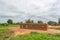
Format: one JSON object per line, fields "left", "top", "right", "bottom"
{"left": 8, "top": 26, "right": 60, "bottom": 37}
{"left": 48, "top": 25, "right": 60, "bottom": 29}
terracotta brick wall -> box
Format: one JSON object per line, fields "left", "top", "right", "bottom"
{"left": 20, "top": 23, "right": 48, "bottom": 30}
{"left": 28, "top": 24, "right": 34, "bottom": 29}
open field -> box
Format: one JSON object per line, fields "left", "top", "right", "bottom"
{"left": 0, "top": 25, "right": 60, "bottom": 40}
{"left": 0, "top": 24, "right": 19, "bottom": 28}
{"left": 10, "top": 32, "right": 60, "bottom": 40}
{"left": 8, "top": 27, "right": 60, "bottom": 37}
{"left": 0, "top": 29, "right": 13, "bottom": 40}
{"left": 0, "top": 24, "right": 19, "bottom": 40}
{"left": 48, "top": 25, "right": 60, "bottom": 30}
{"left": 48, "top": 25, "right": 60, "bottom": 29}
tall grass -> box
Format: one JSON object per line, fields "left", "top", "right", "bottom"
{"left": 0, "top": 24, "right": 19, "bottom": 28}
{"left": 10, "top": 32, "right": 60, "bottom": 40}
{"left": 0, "top": 29, "right": 14, "bottom": 40}
{"left": 56, "top": 28, "right": 60, "bottom": 30}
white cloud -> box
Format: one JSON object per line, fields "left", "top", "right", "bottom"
{"left": 0, "top": 0, "right": 60, "bottom": 15}
{"left": 0, "top": 0, "right": 60, "bottom": 23}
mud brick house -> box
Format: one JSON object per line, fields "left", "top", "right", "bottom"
{"left": 20, "top": 23, "right": 48, "bottom": 30}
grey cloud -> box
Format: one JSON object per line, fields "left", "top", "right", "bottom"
{"left": 0, "top": 0, "right": 60, "bottom": 23}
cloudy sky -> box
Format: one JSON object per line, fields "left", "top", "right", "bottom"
{"left": 0, "top": 0, "right": 60, "bottom": 23}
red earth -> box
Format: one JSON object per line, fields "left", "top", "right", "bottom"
{"left": 8, "top": 26, "right": 60, "bottom": 36}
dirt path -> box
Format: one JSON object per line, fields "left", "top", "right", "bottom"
{"left": 8, "top": 27, "right": 60, "bottom": 37}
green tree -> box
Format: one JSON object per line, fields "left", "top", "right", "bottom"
{"left": 58, "top": 18, "right": 60, "bottom": 24}
{"left": 7, "top": 19, "right": 13, "bottom": 24}
{"left": 48, "top": 21, "right": 57, "bottom": 25}
{"left": 38, "top": 20, "right": 43, "bottom": 23}
{"left": 48, "top": 21, "right": 52, "bottom": 25}
{"left": 25, "top": 19, "right": 34, "bottom": 23}
{"left": 31, "top": 20, "right": 34, "bottom": 23}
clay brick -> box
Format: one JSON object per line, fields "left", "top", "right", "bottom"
{"left": 20, "top": 23, "right": 48, "bottom": 30}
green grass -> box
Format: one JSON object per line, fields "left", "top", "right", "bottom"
{"left": 10, "top": 32, "right": 60, "bottom": 40}
{"left": 0, "top": 24, "right": 19, "bottom": 40}
{"left": 0, "top": 24, "right": 19, "bottom": 28}
{"left": 0, "top": 29, "right": 14, "bottom": 40}
{"left": 55, "top": 28, "right": 60, "bottom": 30}
{"left": 0, "top": 24, "right": 60, "bottom": 40}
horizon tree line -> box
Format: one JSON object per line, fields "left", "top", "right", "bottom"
{"left": 0, "top": 18, "right": 60, "bottom": 25}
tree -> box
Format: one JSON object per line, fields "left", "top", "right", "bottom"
{"left": 48, "top": 21, "right": 57, "bottom": 25}
{"left": 38, "top": 20, "right": 43, "bottom": 23}
{"left": 25, "top": 19, "right": 34, "bottom": 23}
{"left": 7, "top": 19, "right": 13, "bottom": 24}
{"left": 58, "top": 18, "right": 60, "bottom": 24}
{"left": 20, "top": 22, "right": 23, "bottom": 24}
{"left": 31, "top": 20, "right": 34, "bottom": 23}
{"left": 48, "top": 21, "right": 52, "bottom": 25}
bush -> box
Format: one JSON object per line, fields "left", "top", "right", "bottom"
{"left": 7, "top": 19, "right": 13, "bottom": 24}
{"left": 58, "top": 18, "right": 60, "bottom": 25}
{"left": 0, "top": 29, "right": 13, "bottom": 40}
{"left": 25, "top": 19, "right": 34, "bottom": 23}
{"left": 10, "top": 32, "right": 60, "bottom": 40}
{"left": 48, "top": 21, "right": 57, "bottom": 26}
{"left": 0, "top": 23, "right": 8, "bottom": 26}
{"left": 38, "top": 21, "right": 43, "bottom": 24}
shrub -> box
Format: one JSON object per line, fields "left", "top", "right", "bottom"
{"left": 25, "top": 19, "right": 34, "bottom": 23}
{"left": 38, "top": 20, "right": 43, "bottom": 24}
{"left": 48, "top": 21, "right": 57, "bottom": 26}
{"left": 0, "top": 23, "right": 8, "bottom": 26}
{"left": 0, "top": 29, "right": 13, "bottom": 40}
{"left": 58, "top": 18, "right": 60, "bottom": 25}
{"left": 7, "top": 19, "right": 13, "bottom": 24}
{"left": 10, "top": 32, "right": 60, "bottom": 40}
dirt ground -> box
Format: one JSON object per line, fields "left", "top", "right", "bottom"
{"left": 8, "top": 25, "right": 60, "bottom": 36}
